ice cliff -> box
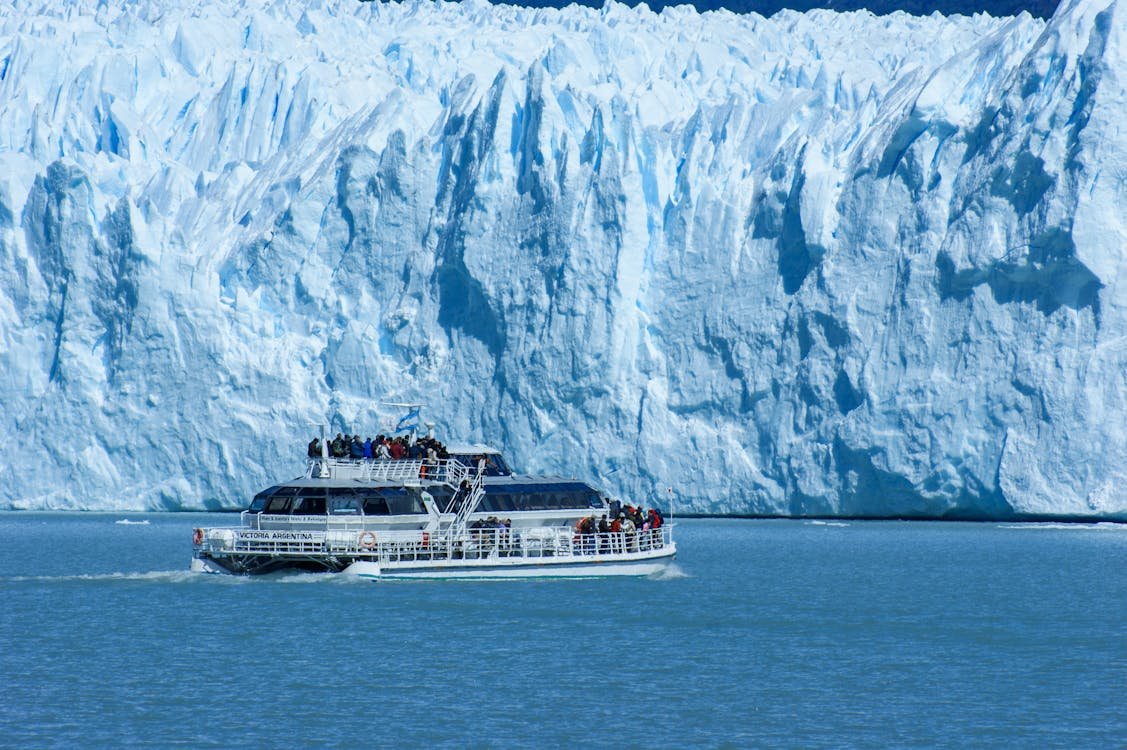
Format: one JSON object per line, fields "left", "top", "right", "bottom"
{"left": 0, "top": 0, "right": 1123, "bottom": 517}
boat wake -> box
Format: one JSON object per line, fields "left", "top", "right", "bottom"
{"left": 114, "top": 519, "right": 151, "bottom": 525}
{"left": 268, "top": 571, "right": 374, "bottom": 585}
{"left": 806, "top": 520, "right": 850, "bottom": 528}
{"left": 5, "top": 570, "right": 207, "bottom": 584}
{"left": 650, "top": 563, "right": 689, "bottom": 580}
{"left": 4, "top": 569, "right": 371, "bottom": 586}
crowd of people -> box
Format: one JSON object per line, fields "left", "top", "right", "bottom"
{"left": 468, "top": 511, "right": 664, "bottom": 556}
{"left": 468, "top": 517, "right": 514, "bottom": 553}
{"left": 575, "top": 504, "right": 663, "bottom": 536}
{"left": 308, "top": 433, "right": 450, "bottom": 462}
{"left": 573, "top": 504, "right": 664, "bottom": 554}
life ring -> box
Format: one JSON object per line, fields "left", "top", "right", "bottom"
{"left": 358, "top": 530, "right": 378, "bottom": 550}
{"left": 192, "top": 528, "right": 204, "bottom": 545}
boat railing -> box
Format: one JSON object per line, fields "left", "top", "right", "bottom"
{"left": 306, "top": 457, "right": 472, "bottom": 485}
{"left": 196, "top": 524, "right": 673, "bottom": 562}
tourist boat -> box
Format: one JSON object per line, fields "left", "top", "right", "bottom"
{"left": 190, "top": 427, "right": 676, "bottom": 580}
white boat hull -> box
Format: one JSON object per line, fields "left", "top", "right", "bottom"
{"left": 342, "top": 548, "right": 676, "bottom": 580}
{"left": 190, "top": 555, "right": 232, "bottom": 575}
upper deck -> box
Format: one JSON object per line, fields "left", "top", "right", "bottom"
{"left": 306, "top": 456, "right": 478, "bottom": 484}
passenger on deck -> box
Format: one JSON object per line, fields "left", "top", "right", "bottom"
{"left": 500, "top": 518, "right": 512, "bottom": 553}
{"left": 574, "top": 515, "right": 597, "bottom": 554}
{"left": 609, "top": 513, "right": 625, "bottom": 552}
{"left": 307, "top": 437, "right": 321, "bottom": 458}
{"left": 375, "top": 438, "right": 391, "bottom": 460}
{"left": 350, "top": 435, "right": 364, "bottom": 459}
{"left": 621, "top": 512, "right": 637, "bottom": 552}
{"left": 417, "top": 436, "right": 449, "bottom": 460}
{"left": 331, "top": 433, "right": 346, "bottom": 458}
{"left": 363, "top": 437, "right": 373, "bottom": 460}
{"left": 389, "top": 438, "right": 406, "bottom": 460}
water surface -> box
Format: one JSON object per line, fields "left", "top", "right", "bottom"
{"left": 1, "top": 515, "right": 1124, "bottom": 748}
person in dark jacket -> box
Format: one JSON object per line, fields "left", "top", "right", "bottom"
{"left": 350, "top": 435, "right": 364, "bottom": 459}
{"left": 307, "top": 437, "right": 321, "bottom": 458}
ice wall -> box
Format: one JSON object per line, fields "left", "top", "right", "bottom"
{"left": 0, "top": 0, "right": 1123, "bottom": 517}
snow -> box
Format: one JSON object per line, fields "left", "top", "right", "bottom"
{"left": 0, "top": 0, "right": 1123, "bottom": 518}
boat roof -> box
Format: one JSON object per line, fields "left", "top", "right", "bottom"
{"left": 485, "top": 474, "right": 586, "bottom": 486}
{"left": 275, "top": 474, "right": 592, "bottom": 490}
{"left": 278, "top": 478, "right": 412, "bottom": 489}
{"left": 444, "top": 442, "right": 503, "bottom": 455}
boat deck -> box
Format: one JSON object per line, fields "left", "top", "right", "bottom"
{"left": 193, "top": 524, "right": 675, "bottom": 577}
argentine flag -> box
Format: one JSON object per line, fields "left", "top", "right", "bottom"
{"left": 395, "top": 407, "right": 420, "bottom": 433}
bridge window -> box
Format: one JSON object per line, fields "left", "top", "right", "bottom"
{"left": 292, "top": 497, "right": 326, "bottom": 515}
{"left": 264, "top": 496, "right": 293, "bottom": 514}
{"left": 362, "top": 497, "right": 390, "bottom": 515}
{"left": 329, "top": 496, "right": 362, "bottom": 515}
{"left": 450, "top": 454, "right": 512, "bottom": 477}
{"left": 476, "top": 486, "right": 602, "bottom": 513}
{"left": 386, "top": 492, "right": 425, "bottom": 515}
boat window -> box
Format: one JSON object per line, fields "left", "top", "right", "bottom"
{"left": 385, "top": 491, "right": 425, "bottom": 515}
{"left": 489, "top": 455, "right": 512, "bottom": 476}
{"left": 427, "top": 487, "right": 453, "bottom": 509}
{"left": 332, "top": 488, "right": 426, "bottom": 516}
{"left": 362, "top": 498, "right": 390, "bottom": 515}
{"left": 264, "top": 496, "right": 293, "bottom": 514}
{"left": 494, "top": 494, "right": 519, "bottom": 512}
{"left": 476, "top": 483, "right": 603, "bottom": 513}
{"left": 292, "top": 497, "right": 326, "bottom": 515}
{"left": 450, "top": 454, "right": 512, "bottom": 477}
{"left": 249, "top": 485, "right": 293, "bottom": 512}
{"left": 329, "top": 496, "right": 362, "bottom": 515}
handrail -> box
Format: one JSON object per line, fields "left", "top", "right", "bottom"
{"left": 197, "top": 524, "right": 673, "bottom": 562}
{"left": 306, "top": 457, "right": 472, "bottom": 485}
{"left": 442, "top": 461, "right": 486, "bottom": 541}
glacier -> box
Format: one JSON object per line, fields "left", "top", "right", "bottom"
{"left": 0, "top": 0, "right": 1123, "bottom": 517}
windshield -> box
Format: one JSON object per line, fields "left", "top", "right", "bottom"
{"left": 451, "top": 453, "right": 512, "bottom": 476}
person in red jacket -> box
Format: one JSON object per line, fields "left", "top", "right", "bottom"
{"left": 389, "top": 438, "right": 406, "bottom": 460}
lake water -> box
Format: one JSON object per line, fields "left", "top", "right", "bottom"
{"left": 1, "top": 514, "right": 1124, "bottom": 748}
